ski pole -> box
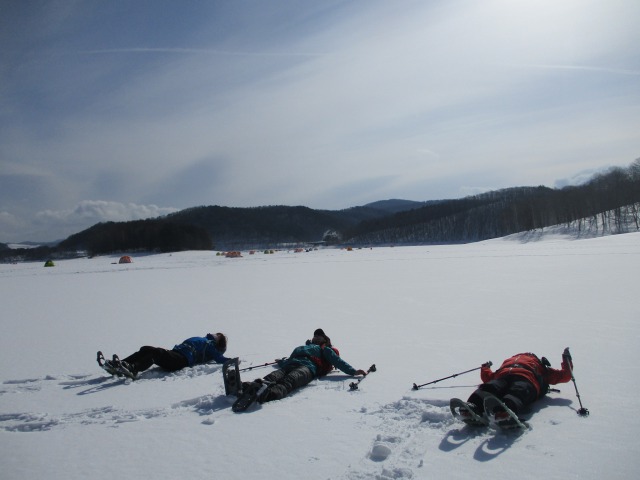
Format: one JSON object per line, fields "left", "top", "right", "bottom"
{"left": 412, "top": 363, "right": 490, "bottom": 390}
{"left": 239, "top": 359, "right": 283, "bottom": 372}
{"left": 564, "top": 348, "right": 589, "bottom": 417}
{"left": 349, "top": 364, "right": 376, "bottom": 391}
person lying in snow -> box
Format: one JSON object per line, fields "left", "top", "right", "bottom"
{"left": 232, "top": 328, "right": 367, "bottom": 412}
{"left": 460, "top": 349, "right": 573, "bottom": 427}
{"left": 98, "top": 333, "right": 229, "bottom": 379}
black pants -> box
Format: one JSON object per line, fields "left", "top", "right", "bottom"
{"left": 467, "top": 376, "right": 538, "bottom": 415}
{"left": 261, "top": 365, "right": 314, "bottom": 403}
{"left": 122, "top": 346, "right": 188, "bottom": 373}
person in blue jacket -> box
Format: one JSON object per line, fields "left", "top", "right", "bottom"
{"left": 232, "top": 329, "right": 366, "bottom": 411}
{"left": 114, "top": 333, "right": 229, "bottom": 379}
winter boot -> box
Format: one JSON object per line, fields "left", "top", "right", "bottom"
{"left": 492, "top": 409, "right": 520, "bottom": 429}
{"left": 117, "top": 361, "right": 138, "bottom": 380}
{"left": 483, "top": 395, "right": 527, "bottom": 429}
{"left": 450, "top": 398, "right": 488, "bottom": 426}
{"left": 97, "top": 351, "right": 122, "bottom": 376}
{"left": 232, "top": 380, "right": 272, "bottom": 412}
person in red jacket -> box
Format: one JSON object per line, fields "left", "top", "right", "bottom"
{"left": 464, "top": 348, "right": 573, "bottom": 423}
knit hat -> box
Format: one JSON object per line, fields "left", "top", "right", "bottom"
{"left": 313, "top": 328, "right": 331, "bottom": 346}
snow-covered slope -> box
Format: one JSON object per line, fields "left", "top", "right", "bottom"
{"left": 1, "top": 232, "right": 639, "bottom": 479}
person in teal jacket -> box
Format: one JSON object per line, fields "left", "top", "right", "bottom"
{"left": 113, "top": 333, "right": 229, "bottom": 379}
{"left": 232, "top": 329, "right": 366, "bottom": 412}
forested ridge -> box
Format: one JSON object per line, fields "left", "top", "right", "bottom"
{"left": 2, "top": 160, "right": 638, "bottom": 261}
{"left": 346, "top": 164, "right": 640, "bottom": 244}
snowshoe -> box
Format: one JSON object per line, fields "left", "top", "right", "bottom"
{"left": 450, "top": 398, "right": 488, "bottom": 427}
{"left": 223, "top": 358, "right": 242, "bottom": 396}
{"left": 483, "top": 394, "right": 528, "bottom": 430}
{"left": 117, "top": 361, "right": 138, "bottom": 380}
{"left": 97, "top": 351, "right": 122, "bottom": 377}
{"left": 110, "top": 354, "right": 138, "bottom": 380}
{"left": 493, "top": 411, "right": 521, "bottom": 429}
{"left": 231, "top": 380, "right": 270, "bottom": 412}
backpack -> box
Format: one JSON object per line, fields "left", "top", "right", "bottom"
{"left": 311, "top": 346, "right": 340, "bottom": 377}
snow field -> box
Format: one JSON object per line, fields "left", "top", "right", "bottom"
{"left": 1, "top": 232, "right": 639, "bottom": 479}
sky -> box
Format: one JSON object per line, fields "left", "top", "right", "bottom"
{"left": 1, "top": 0, "right": 639, "bottom": 243}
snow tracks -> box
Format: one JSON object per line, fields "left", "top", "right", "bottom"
{"left": 342, "top": 396, "right": 526, "bottom": 479}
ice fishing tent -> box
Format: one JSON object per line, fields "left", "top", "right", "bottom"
{"left": 118, "top": 256, "right": 133, "bottom": 264}
{"left": 44, "top": 259, "right": 55, "bottom": 267}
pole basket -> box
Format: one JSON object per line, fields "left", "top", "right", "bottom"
{"left": 349, "top": 364, "right": 376, "bottom": 391}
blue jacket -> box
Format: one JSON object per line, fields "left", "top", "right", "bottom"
{"left": 277, "top": 344, "right": 356, "bottom": 377}
{"left": 172, "top": 334, "right": 229, "bottom": 367}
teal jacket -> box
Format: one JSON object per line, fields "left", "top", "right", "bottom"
{"left": 278, "top": 344, "right": 356, "bottom": 377}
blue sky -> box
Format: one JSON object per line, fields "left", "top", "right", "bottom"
{"left": 1, "top": 0, "right": 639, "bottom": 243}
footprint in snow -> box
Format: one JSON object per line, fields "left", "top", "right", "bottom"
{"left": 369, "top": 435, "right": 400, "bottom": 461}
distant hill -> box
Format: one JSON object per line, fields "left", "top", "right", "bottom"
{"left": 163, "top": 205, "right": 395, "bottom": 249}
{"left": 2, "top": 159, "right": 638, "bottom": 261}
{"left": 162, "top": 201, "right": 430, "bottom": 249}
{"left": 345, "top": 167, "right": 640, "bottom": 244}
{"left": 362, "top": 199, "right": 430, "bottom": 214}
{"left": 57, "top": 218, "right": 213, "bottom": 255}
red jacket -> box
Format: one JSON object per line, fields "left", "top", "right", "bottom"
{"left": 481, "top": 352, "right": 572, "bottom": 398}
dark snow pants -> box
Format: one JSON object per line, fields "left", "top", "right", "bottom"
{"left": 260, "top": 365, "right": 314, "bottom": 403}
{"left": 467, "top": 376, "right": 538, "bottom": 415}
{"left": 122, "top": 346, "right": 188, "bottom": 373}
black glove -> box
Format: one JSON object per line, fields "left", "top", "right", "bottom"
{"left": 482, "top": 361, "right": 492, "bottom": 368}
{"left": 563, "top": 347, "right": 572, "bottom": 361}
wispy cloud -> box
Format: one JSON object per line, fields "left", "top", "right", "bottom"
{"left": 36, "top": 200, "right": 178, "bottom": 224}
{"left": 1, "top": 0, "right": 639, "bottom": 242}
{"left": 1, "top": 201, "right": 179, "bottom": 243}
{"left": 77, "top": 47, "right": 328, "bottom": 57}
{"left": 509, "top": 63, "right": 640, "bottom": 76}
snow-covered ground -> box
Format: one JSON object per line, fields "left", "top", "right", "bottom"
{"left": 1, "top": 231, "right": 639, "bottom": 479}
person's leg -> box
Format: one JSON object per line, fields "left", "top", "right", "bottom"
{"left": 261, "top": 366, "right": 314, "bottom": 403}
{"left": 150, "top": 349, "right": 189, "bottom": 372}
{"left": 263, "top": 368, "right": 286, "bottom": 384}
{"left": 502, "top": 379, "right": 537, "bottom": 414}
{"left": 122, "top": 347, "right": 188, "bottom": 373}
{"left": 122, "top": 346, "right": 159, "bottom": 373}
{"left": 238, "top": 368, "right": 287, "bottom": 397}
{"left": 467, "top": 378, "right": 509, "bottom": 414}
